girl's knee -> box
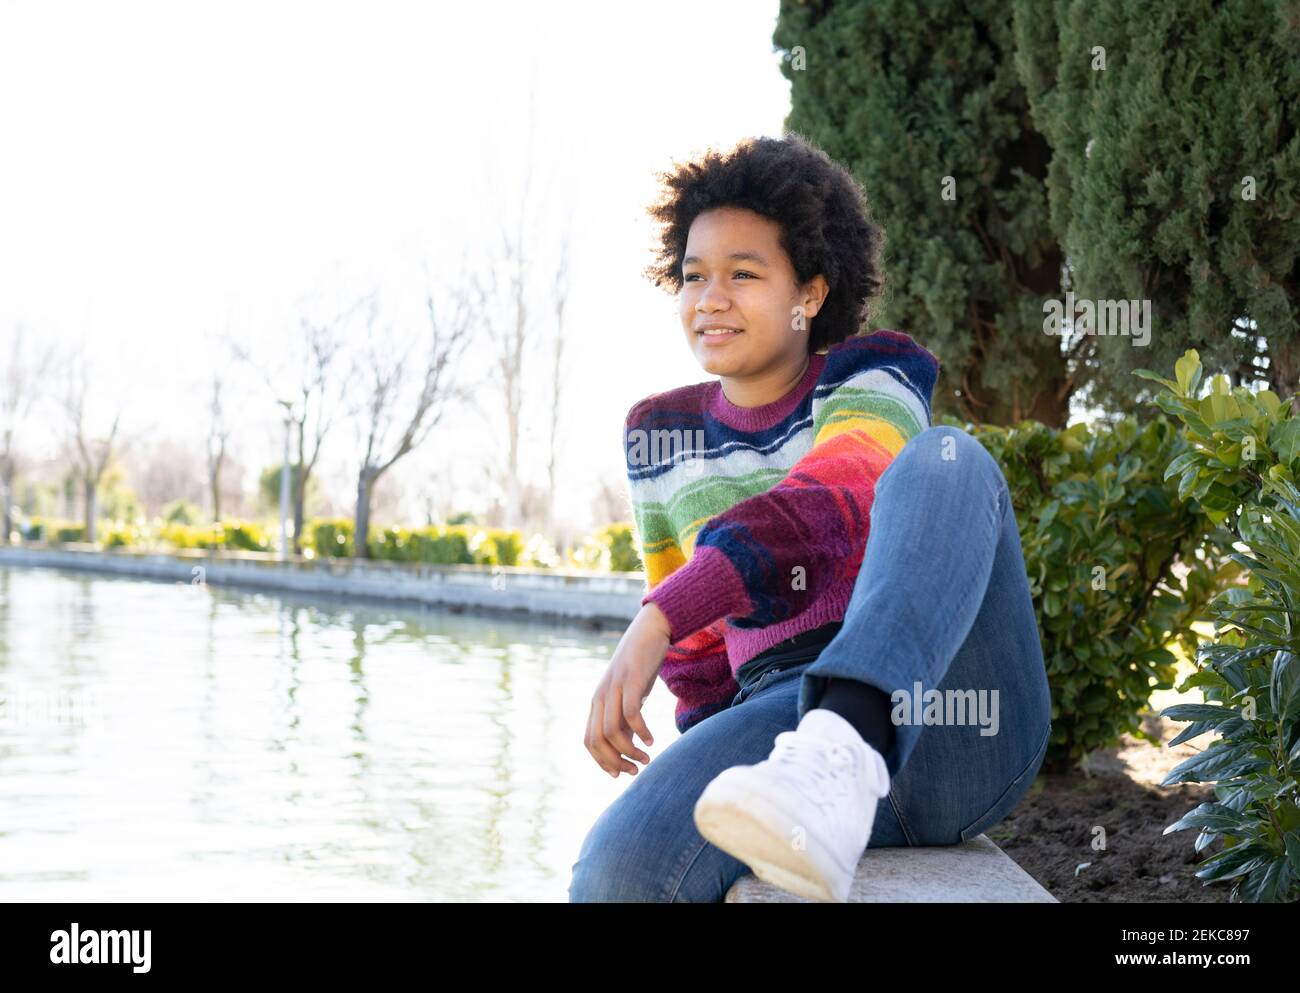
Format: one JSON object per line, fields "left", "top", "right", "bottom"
{"left": 897, "top": 426, "right": 1006, "bottom": 504}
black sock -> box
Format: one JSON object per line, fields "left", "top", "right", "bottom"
{"left": 817, "top": 677, "right": 895, "bottom": 758}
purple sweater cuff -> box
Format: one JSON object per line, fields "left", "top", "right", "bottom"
{"left": 640, "top": 544, "right": 751, "bottom": 642}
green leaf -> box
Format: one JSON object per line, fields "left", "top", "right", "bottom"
{"left": 1163, "top": 802, "right": 1249, "bottom": 835}
{"left": 1195, "top": 841, "right": 1271, "bottom": 882}
{"left": 1257, "top": 390, "right": 1282, "bottom": 419}
{"left": 1175, "top": 351, "right": 1202, "bottom": 395}
{"left": 1134, "top": 368, "right": 1179, "bottom": 393}
{"left": 1162, "top": 451, "right": 1199, "bottom": 482}
{"left": 1271, "top": 650, "right": 1300, "bottom": 720}
{"left": 1268, "top": 419, "right": 1300, "bottom": 465}
{"left": 1237, "top": 857, "right": 1289, "bottom": 902}
{"left": 1159, "top": 703, "right": 1242, "bottom": 727}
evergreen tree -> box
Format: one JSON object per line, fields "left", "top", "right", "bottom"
{"left": 776, "top": 0, "right": 1070, "bottom": 425}
{"left": 1013, "top": 0, "right": 1300, "bottom": 412}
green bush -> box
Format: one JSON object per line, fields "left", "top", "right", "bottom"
{"left": 365, "top": 524, "right": 473, "bottom": 563}
{"left": 157, "top": 520, "right": 269, "bottom": 552}
{"left": 219, "top": 521, "right": 270, "bottom": 552}
{"left": 24, "top": 517, "right": 85, "bottom": 543}
{"left": 476, "top": 528, "right": 522, "bottom": 567}
{"left": 162, "top": 500, "right": 203, "bottom": 525}
{"left": 331, "top": 521, "right": 521, "bottom": 566}
{"left": 603, "top": 523, "right": 643, "bottom": 572}
{"left": 1136, "top": 350, "right": 1300, "bottom": 902}
{"left": 418, "top": 527, "right": 472, "bottom": 564}
{"left": 567, "top": 523, "right": 643, "bottom": 572}
{"left": 311, "top": 518, "right": 354, "bottom": 558}
{"left": 102, "top": 523, "right": 137, "bottom": 548}
{"left": 158, "top": 521, "right": 219, "bottom": 549}
{"left": 54, "top": 523, "right": 86, "bottom": 543}
{"left": 937, "top": 412, "right": 1235, "bottom": 772}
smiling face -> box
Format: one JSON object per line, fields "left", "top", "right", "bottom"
{"left": 680, "top": 206, "right": 829, "bottom": 406}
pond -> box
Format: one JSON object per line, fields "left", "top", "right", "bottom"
{"left": 0, "top": 565, "right": 672, "bottom": 902}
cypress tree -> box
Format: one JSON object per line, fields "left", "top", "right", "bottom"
{"left": 775, "top": 0, "right": 1070, "bottom": 425}
{"left": 1013, "top": 0, "right": 1300, "bottom": 410}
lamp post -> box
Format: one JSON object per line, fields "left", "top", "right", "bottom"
{"left": 277, "top": 399, "right": 294, "bottom": 561}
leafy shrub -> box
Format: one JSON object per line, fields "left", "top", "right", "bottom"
{"left": 366, "top": 524, "right": 471, "bottom": 563}
{"left": 162, "top": 500, "right": 203, "bottom": 525}
{"left": 54, "top": 523, "right": 86, "bottom": 543}
{"left": 157, "top": 520, "right": 269, "bottom": 552}
{"left": 333, "top": 522, "right": 522, "bottom": 566}
{"left": 477, "top": 528, "right": 522, "bottom": 567}
{"left": 158, "top": 522, "right": 220, "bottom": 549}
{"left": 937, "top": 412, "right": 1235, "bottom": 772}
{"left": 102, "top": 523, "right": 137, "bottom": 548}
{"left": 311, "top": 518, "right": 354, "bottom": 558}
{"left": 219, "top": 521, "right": 270, "bottom": 552}
{"left": 568, "top": 522, "right": 643, "bottom": 573}
{"left": 603, "top": 523, "right": 642, "bottom": 572}
{"left": 1136, "top": 350, "right": 1300, "bottom": 902}
{"left": 419, "top": 527, "right": 472, "bottom": 564}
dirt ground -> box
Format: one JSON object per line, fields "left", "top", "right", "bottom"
{"left": 991, "top": 709, "right": 1234, "bottom": 903}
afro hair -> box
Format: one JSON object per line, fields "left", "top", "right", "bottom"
{"left": 642, "top": 132, "right": 886, "bottom": 354}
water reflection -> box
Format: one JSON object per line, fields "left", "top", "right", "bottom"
{"left": 0, "top": 565, "right": 666, "bottom": 901}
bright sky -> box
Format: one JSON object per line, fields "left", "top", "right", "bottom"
{"left": 0, "top": 0, "right": 792, "bottom": 528}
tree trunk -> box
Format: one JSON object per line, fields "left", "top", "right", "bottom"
{"left": 210, "top": 463, "right": 222, "bottom": 523}
{"left": 292, "top": 469, "right": 305, "bottom": 555}
{"left": 1, "top": 465, "right": 13, "bottom": 544}
{"left": 292, "top": 421, "right": 307, "bottom": 554}
{"left": 1271, "top": 338, "right": 1300, "bottom": 415}
{"left": 83, "top": 477, "right": 97, "bottom": 543}
{"left": 355, "top": 473, "right": 372, "bottom": 559}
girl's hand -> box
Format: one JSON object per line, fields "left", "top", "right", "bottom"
{"left": 585, "top": 602, "right": 672, "bottom": 778}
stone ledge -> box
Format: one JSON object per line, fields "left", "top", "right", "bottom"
{"left": 724, "top": 833, "right": 1056, "bottom": 902}
{"left": 0, "top": 545, "right": 644, "bottom": 626}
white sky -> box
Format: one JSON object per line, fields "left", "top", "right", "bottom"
{"left": 0, "top": 0, "right": 793, "bottom": 528}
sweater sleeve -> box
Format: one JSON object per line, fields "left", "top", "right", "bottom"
{"left": 656, "top": 621, "right": 738, "bottom": 734}
{"left": 642, "top": 332, "right": 940, "bottom": 642}
{"left": 624, "top": 405, "right": 740, "bottom": 734}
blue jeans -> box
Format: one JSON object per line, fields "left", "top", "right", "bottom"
{"left": 568, "top": 425, "right": 1052, "bottom": 902}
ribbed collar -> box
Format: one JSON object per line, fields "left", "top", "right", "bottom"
{"left": 707, "top": 351, "right": 827, "bottom": 431}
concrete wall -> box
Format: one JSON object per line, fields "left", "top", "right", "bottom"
{"left": 0, "top": 545, "right": 646, "bottom": 628}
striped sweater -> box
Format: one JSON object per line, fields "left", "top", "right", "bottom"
{"left": 624, "top": 329, "right": 940, "bottom": 734}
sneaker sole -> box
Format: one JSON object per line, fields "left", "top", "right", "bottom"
{"left": 693, "top": 773, "right": 853, "bottom": 903}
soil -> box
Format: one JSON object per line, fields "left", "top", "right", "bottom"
{"left": 991, "top": 710, "right": 1234, "bottom": 902}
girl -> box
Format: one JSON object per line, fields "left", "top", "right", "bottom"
{"left": 570, "top": 133, "right": 1052, "bottom": 903}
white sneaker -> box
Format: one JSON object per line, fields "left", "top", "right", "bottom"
{"left": 693, "top": 707, "right": 891, "bottom": 903}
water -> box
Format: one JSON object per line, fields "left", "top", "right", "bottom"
{"left": 0, "top": 565, "right": 675, "bottom": 902}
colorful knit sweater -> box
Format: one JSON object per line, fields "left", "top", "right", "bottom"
{"left": 624, "top": 329, "right": 940, "bottom": 734}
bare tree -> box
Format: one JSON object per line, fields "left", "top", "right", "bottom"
{"left": 543, "top": 228, "right": 574, "bottom": 557}
{"left": 0, "top": 324, "right": 53, "bottom": 541}
{"left": 232, "top": 295, "right": 356, "bottom": 552}
{"left": 351, "top": 276, "right": 474, "bottom": 557}
{"left": 470, "top": 104, "right": 578, "bottom": 534}
{"left": 206, "top": 374, "right": 231, "bottom": 522}
{"left": 591, "top": 473, "right": 633, "bottom": 528}
{"left": 476, "top": 216, "right": 528, "bottom": 530}
{"left": 63, "top": 355, "right": 124, "bottom": 543}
